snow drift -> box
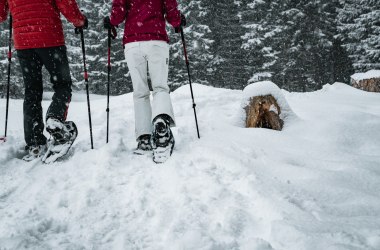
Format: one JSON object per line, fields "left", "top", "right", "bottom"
{"left": 1, "top": 83, "right": 380, "bottom": 250}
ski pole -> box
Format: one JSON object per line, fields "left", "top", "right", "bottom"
{"left": 1, "top": 15, "right": 12, "bottom": 142}
{"left": 106, "top": 26, "right": 116, "bottom": 143}
{"left": 106, "top": 28, "right": 111, "bottom": 143}
{"left": 180, "top": 27, "right": 200, "bottom": 139}
{"left": 76, "top": 28, "right": 94, "bottom": 149}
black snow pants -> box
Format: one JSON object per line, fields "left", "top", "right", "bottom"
{"left": 17, "top": 46, "right": 72, "bottom": 147}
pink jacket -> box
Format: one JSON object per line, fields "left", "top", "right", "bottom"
{"left": 110, "top": 0, "right": 181, "bottom": 45}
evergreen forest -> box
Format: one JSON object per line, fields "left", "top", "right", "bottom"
{"left": 0, "top": 0, "right": 379, "bottom": 97}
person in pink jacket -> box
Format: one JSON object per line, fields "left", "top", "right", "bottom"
{"left": 104, "top": 0, "right": 186, "bottom": 163}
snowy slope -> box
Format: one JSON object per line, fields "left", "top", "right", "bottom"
{"left": 1, "top": 83, "right": 380, "bottom": 250}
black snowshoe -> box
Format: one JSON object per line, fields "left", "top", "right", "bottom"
{"left": 151, "top": 115, "right": 175, "bottom": 164}
{"left": 42, "top": 118, "right": 78, "bottom": 164}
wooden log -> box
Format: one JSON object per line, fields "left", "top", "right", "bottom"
{"left": 351, "top": 74, "right": 380, "bottom": 93}
{"left": 244, "top": 94, "right": 284, "bottom": 130}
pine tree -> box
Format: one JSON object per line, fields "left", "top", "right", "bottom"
{"left": 0, "top": 18, "right": 23, "bottom": 98}
{"left": 63, "top": 0, "right": 132, "bottom": 95}
{"left": 354, "top": 0, "right": 380, "bottom": 70}
{"left": 337, "top": 0, "right": 380, "bottom": 71}
{"left": 240, "top": 0, "right": 274, "bottom": 82}
{"left": 205, "top": 0, "right": 249, "bottom": 89}
{"left": 169, "top": 0, "right": 215, "bottom": 89}
{"left": 266, "top": 0, "right": 342, "bottom": 91}
{"left": 1, "top": 0, "right": 376, "bottom": 95}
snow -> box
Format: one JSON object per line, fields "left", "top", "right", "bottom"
{"left": 1, "top": 83, "right": 380, "bottom": 249}
{"left": 351, "top": 69, "right": 380, "bottom": 81}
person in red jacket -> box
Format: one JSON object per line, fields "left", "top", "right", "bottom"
{"left": 0, "top": 0, "right": 87, "bottom": 162}
{"left": 104, "top": 0, "right": 186, "bottom": 163}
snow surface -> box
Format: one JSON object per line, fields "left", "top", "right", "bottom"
{"left": 351, "top": 70, "right": 380, "bottom": 81}
{"left": 1, "top": 83, "right": 380, "bottom": 250}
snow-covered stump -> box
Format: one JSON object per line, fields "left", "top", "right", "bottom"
{"left": 351, "top": 70, "right": 380, "bottom": 93}
{"left": 241, "top": 81, "right": 295, "bottom": 130}
{"left": 245, "top": 95, "right": 283, "bottom": 130}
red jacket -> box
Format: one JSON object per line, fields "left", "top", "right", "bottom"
{"left": 110, "top": 0, "right": 181, "bottom": 45}
{"left": 0, "top": 0, "right": 85, "bottom": 50}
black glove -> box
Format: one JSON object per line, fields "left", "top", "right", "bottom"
{"left": 74, "top": 16, "right": 88, "bottom": 34}
{"left": 174, "top": 13, "right": 186, "bottom": 33}
{"left": 104, "top": 16, "right": 117, "bottom": 39}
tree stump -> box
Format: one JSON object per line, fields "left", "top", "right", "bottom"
{"left": 244, "top": 95, "right": 284, "bottom": 130}
{"left": 351, "top": 70, "right": 380, "bottom": 93}
{"left": 352, "top": 78, "right": 380, "bottom": 92}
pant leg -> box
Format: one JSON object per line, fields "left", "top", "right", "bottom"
{"left": 36, "top": 46, "right": 72, "bottom": 122}
{"left": 124, "top": 42, "right": 152, "bottom": 139}
{"left": 17, "top": 49, "right": 47, "bottom": 146}
{"left": 145, "top": 41, "right": 175, "bottom": 126}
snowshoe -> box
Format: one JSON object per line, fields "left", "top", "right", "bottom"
{"left": 151, "top": 115, "right": 175, "bottom": 164}
{"left": 22, "top": 144, "right": 47, "bottom": 162}
{"left": 42, "top": 118, "right": 78, "bottom": 164}
{"left": 133, "top": 134, "right": 153, "bottom": 155}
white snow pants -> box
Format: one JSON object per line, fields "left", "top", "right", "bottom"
{"left": 124, "top": 40, "right": 175, "bottom": 140}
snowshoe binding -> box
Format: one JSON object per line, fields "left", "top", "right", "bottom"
{"left": 22, "top": 144, "right": 47, "bottom": 162}
{"left": 42, "top": 118, "right": 78, "bottom": 164}
{"left": 133, "top": 134, "right": 153, "bottom": 155}
{"left": 151, "top": 115, "right": 175, "bottom": 164}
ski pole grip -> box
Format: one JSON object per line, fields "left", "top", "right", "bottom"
{"left": 7, "top": 51, "right": 12, "bottom": 59}
{"left": 84, "top": 71, "right": 88, "bottom": 80}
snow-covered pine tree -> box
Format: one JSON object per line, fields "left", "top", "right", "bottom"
{"left": 63, "top": 0, "right": 131, "bottom": 95}
{"left": 168, "top": 0, "right": 215, "bottom": 89}
{"left": 267, "top": 0, "right": 341, "bottom": 91}
{"left": 337, "top": 0, "right": 380, "bottom": 72}
{"left": 0, "top": 18, "right": 23, "bottom": 98}
{"left": 1, "top": 1, "right": 376, "bottom": 95}
{"left": 358, "top": 0, "right": 380, "bottom": 70}
{"left": 240, "top": 0, "right": 274, "bottom": 83}
{"left": 205, "top": 0, "right": 249, "bottom": 89}
{"left": 0, "top": 19, "right": 9, "bottom": 97}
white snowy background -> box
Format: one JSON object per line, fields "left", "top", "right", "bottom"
{"left": 1, "top": 82, "right": 380, "bottom": 250}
